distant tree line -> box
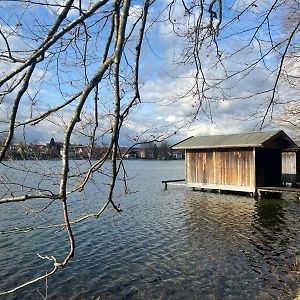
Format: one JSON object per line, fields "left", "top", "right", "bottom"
{"left": 141, "top": 141, "right": 175, "bottom": 160}
{"left": 0, "top": 137, "right": 183, "bottom": 161}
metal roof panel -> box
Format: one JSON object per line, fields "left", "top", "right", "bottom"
{"left": 171, "top": 131, "right": 285, "bottom": 149}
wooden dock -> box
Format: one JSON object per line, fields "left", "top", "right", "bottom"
{"left": 257, "top": 186, "right": 300, "bottom": 198}
{"left": 162, "top": 179, "right": 185, "bottom": 190}
{"left": 162, "top": 180, "right": 300, "bottom": 199}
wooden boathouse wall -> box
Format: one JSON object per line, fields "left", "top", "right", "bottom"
{"left": 282, "top": 151, "right": 297, "bottom": 184}
{"left": 281, "top": 146, "right": 300, "bottom": 185}
{"left": 298, "top": 151, "right": 300, "bottom": 182}
{"left": 186, "top": 148, "right": 256, "bottom": 192}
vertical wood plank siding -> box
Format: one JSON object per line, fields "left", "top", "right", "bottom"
{"left": 186, "top": 149, "right": 255, "bottom": 188}
{"left": 282, "top": 152, "right": 297, "bottom": 184}
{"left": 298, "top": 151, "right": 300, "bottom": 182}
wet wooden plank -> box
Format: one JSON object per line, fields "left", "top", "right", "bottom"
{"left": 257, "top": 186, "right": 300, "bottom": 194}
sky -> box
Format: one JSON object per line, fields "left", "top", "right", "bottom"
{"left": 0, "top": 0, "right": 299, "bottom": 146}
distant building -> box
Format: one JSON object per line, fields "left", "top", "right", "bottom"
{"left": 124, "top": 149, "right": 138, "bottom": 159}
{"left": 137, "top": 148, "right": 146, "bottom": 159}
{"left": 172, "top": 150, "right": 184, "bottom": 160}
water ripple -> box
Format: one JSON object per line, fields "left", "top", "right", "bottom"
{"left": 1, "top": 161, "right": 300, "bottom": 299}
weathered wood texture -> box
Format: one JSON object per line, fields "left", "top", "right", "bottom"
{"left": 282, "top": 151, "right": 297, "bottom": 184}
{"left": 186, "top": 149, "right": 255, "bottom": 188}
{"left": 297, "top": 151, "right": 300, "bottom": 182}
{"left": 255, "top": 148, "right": 282, "bottom": 187}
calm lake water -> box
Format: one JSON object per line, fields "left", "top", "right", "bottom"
{"left": 1, "top": 160, "right": 300, "bottom": 299}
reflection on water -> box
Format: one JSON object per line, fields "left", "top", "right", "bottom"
{"left": 254, "top": 198, "right": 286, "bottom": 229}
{"left": 184, "top": 193, "right": 300, "bottom": 299}
{"left": 1, "top": 160, "right": 300, "bottom": 299}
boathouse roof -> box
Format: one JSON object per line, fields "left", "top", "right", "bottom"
{"left": 171, "top": 130, "right": 297, "bottom": 150}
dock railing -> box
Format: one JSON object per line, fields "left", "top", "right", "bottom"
{"left": 162, "top": 179, "right": 185, "bottom": 190}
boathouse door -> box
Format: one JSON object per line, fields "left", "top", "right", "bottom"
{"left": 255, "top": 148, "right": 282, "bottom": 187}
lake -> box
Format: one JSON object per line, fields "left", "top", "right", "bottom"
{"left": 1, "top": 160, "right": 300, "bottom": 299}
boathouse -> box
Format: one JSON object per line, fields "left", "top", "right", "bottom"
{"left": 171, "top": 131, "right": 298, "bottom": 193}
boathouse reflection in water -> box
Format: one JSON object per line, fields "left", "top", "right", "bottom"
{"left": 183, "top": 192, "right": 300, "bottom": 298}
